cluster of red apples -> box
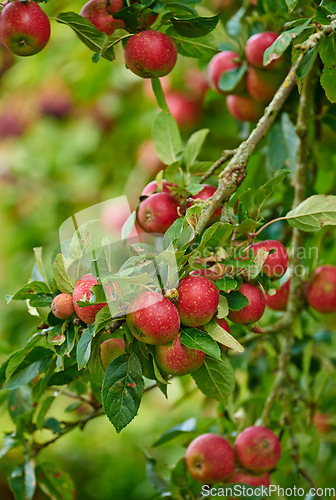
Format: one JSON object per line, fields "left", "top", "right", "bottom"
{"left": 208, "top": 32, "right": 287, "bottom": 122}
{"left": 185, "top": 426, "right": 281, "bottom": 490}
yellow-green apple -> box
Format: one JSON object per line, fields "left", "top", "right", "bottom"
{"left": 100, "top": 338, "right": 126, "bottom": 368}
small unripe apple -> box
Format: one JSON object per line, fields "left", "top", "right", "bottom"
{"left": 246, "top": 67, "right": 284, "bottom": 103}
{"left": 185, "top": 433, "right": 235, "bottom": 483}
{"left": 249, "top": 240, "right": 288, "bottom": 279}
{"left": 73, "top": 274, "right": 106, "bottom": 325}
{"left": 245, "top": 32, "right": 279, "bottom": 68}
{"left": 306, "top": 265, "right": 336, "bottom": 313}
{"left": 188, "top": 185, "right": 221, "bottom": 221}
{"left": 51, "top": 293, "right": 74, "bottom": 320}
{"left": 126, "top": 290, "right": 180, "bottom": 345}
{"left": 208, "top": 51, "right": 241, "bottom": 94}
{"left": 137, "top": 192, "right": 180, "bottom": 233}
{"left": 165, "top": 92, "right": 202, "bottom": 128}
{"left": 226, "top": 95, "right": 263, "bottom": 122}
{"left": 124, "top": 30, "right": 177, "bottom": 78}
{"left": 234, "top": 426, "right": 281, "bottom": 473}
{"left": 155, "top": 333, "right": 206, "bottom": 375}
{"left": 228, "top": 283, "right": 265, "bottom": 325}
{"left": 80, "top": 0, "right": 125, "bottom": 35}
{"left": 141, "top": 179, "right": 176, "bottom": 197}
{"left": 0, "top": 0, "right": 50, "bottom": 56}
{"left": 265, "top": 279, "right": 290, "bottom": 311}
{"left": 100, "top": 338, "right": 126, "bottom": 368}
{"left": 177, "top": 275, "right": 220, "bottom": 327}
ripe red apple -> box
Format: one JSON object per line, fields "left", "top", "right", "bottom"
{"left": 155, "top": 333, "right": 206, "bottom": 375}
{"left": 249, "top": 240, "right": 288, "bottom": 279}
{"left": 245, "top": 32, "right": 279, "bottom": 68}
{"left": 124, "top": 30, "right": 177, "bottom": 78}
{"left": 226, "top": 95, "right": 263, "bottom": 122}
{"left": 228, "top": 283, "right": 265, "bottom": 325}
{"left": 185, "top": 433, "right": 235, "bottom": 483}
{"left": 80, "top": 0, "right": 125, "bottom": 35}
{"left": 306, "top": 265, "right": 336, "bottom": 313}
{"left": 73, "top": 274, "right": 106, "bottom": 325}
{"left": 137, "top": 192, "right": 180, "bottom": 233}
{"left": 126, "top": 290, "right": 180, "bottom": 345}
{"left": 246, "top": 67, "right": 284, "bottom": 103}
{"left": 188, "top": 184, "right": 221, "bottom": 221}
{"left": 165, "top": 92, "right": 201, "bottom": 128}
{"left": 0, "top": 0, "right": 50, "bottom": 56}
{"left": 51, "top": 293, "right": 74, "bottom": 320}
{"left": 100, "top": 338, "right": 126, "bottom": 368}
{"left": 265, "top": 279, "right": 290, "bottom": 311}
{"left": 177, "top": 275, "right": 220, "bottom": 327}
{"left": 141, "top": 179, "right": 176, "bottom": 197}
{"left": 226, "top": 469, "right": 270, "bottom": 498}
{"left": 234, "top": 426, "right": 281, "bottom": 473}
{"left": 207, "top": 51, "right": 242, "bottom": 94}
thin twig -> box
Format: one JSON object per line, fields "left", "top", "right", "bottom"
{"left": 199, "top": 149, "right": 238, "bottom": 183}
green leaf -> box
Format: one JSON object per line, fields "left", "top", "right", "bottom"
{"left": 55, "top": 322, "right": 76, "bottom": 357}
{"left": 184, "top": 129, "right": 209, "bottom": 169}
{"left": 192, "top": 357, "right": 235, "bottom": 402}
{"left": 88, "top": 333, "right": 105, "bottom": 387}
{"left": 263, "top": 19, "right": 312, "bottom": 66}
{"left": 153, "top": 417, "right": 197, "bottom": 447}
{"left": 284, "top": 0, "right": 298, "bottom": 11}
{"left": 172, "top": 14, "right": 219, "bottom": 38}
{"left": 101, "top": 352, "right": 144, "bottom": 432}
{"left": 285, "top": 194, "right": 336, "bottom": 231}
{"left": 145, "top": 455, "right": 171, "bottom": 496}
{"left": 216, "top": 278, "right": 238, "bottom": 293}
{"left": 253, "top": 169, "right": 291, "bottom": 218}
{"left": 152, "top": 111, "right": 183, "bottom": 164}
{"left": 218, "top": 63, "right": 247, "bottom": 93}
{"left": 320, "top": 35, "right": 336, "bottom": 103}
{"left": 0, "top": 433, "right": 20, "bottom": 459}
{"left": 6, "top": 281, "right": 51, "bottom": 304}
{"left": 53, "top": 254, "right": 75, "bottom": 294}
{"left": 36, "top": 396, "right": 55, "bottom": 430}
{"left": 296, "top": 46, "right": 318, "bottom": 80}
{"left": 5, "top": 348, "right": 53, "bottom": 391}
{"left": 8, "top": 461, "right": 36, "bottom": 500}
{"left": 67, "top": 219, "right": 100, "bottom": 280}
{"left": 121, "top": 211, "right": 137, "bottom": 241}
{"left": 76, "top": 325, "right": 95, "bottom": 369}
{"left": 204, "top": 321, "right": 244, "bottom": 353}
{"left": 33, "top": 247, "right": 51, "bottom": 290}
{"left": 217, "top": 295, "right": 229, "bottom": 319}
{"left": 6, "top": 333, "right": 45, "bottom": 380}
{"left": 198, "top": 222, "right": 233, "bottom": 253}
{"left": 167, "top": 28, "right": 218, "bottom": 59}
{"left": 151, "top": 78, "right": 169, "bottom": 112}
{"left": 35, "top": 462, "right": 76, "bottom": 500}
{"left": 223, "top": 290, "right": 249, "bottom": 311}
{"left": 180, "top": 328, "right": 221, "bottom": 359}
{"left": 8, "top": 386, "right": 32, "bottom": 421}
{"left": 94, "top": 305, "right": 113, "bottom": 334}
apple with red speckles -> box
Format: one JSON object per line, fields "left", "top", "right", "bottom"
{"left": 234, "top": 426, "right": 281, "bottom": 473}
{"left": 226, "top": 95, "right": 263, "bottom": 122}
{"left": 80, "top": 0, "right": 125, "bottom": 35}
{"left": 155, "top": 333, "right": 206, "bottom": 375}
{"left": 185, "top": 433, "right": 235, "bottom": 483}
{"left": 305, "top": 265, "right": 336, "bottom": 313}
{"left": 126, "top": 290, "right": 180, "bottom": 345}
{"left": 228, "top": 283, "right": 265, "bottom": 324}
{"left": 177, "top": 275, "right": 220, "bottom": 327}
{"left": 51, "top": 293, "right": 74, "bottom": 320}
{"left": 265, "top": 279, "right": 290, "bottom": 311}
{"left": 137, "top": 192, "right": 180, "bottom": 233}
{"left": 0, "top": 0, "right": 50, "bottom": 56}
{"left": 249, "top": 240, "right": 288, "bottom": 279}
{"left": 100, "top": 338, "right": 126, "bottom": 368}
{"left": 73, "top": 274, "right": 106, "bottom": 325}
{"left": 208, "top": 51, "right": 242, "bottom": 94}
{"left": 124, "top": 30, "right": 177, "bottom": 78}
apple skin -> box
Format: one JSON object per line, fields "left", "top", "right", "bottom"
{"left": 124, "top": 31, "right": 177, "bottom": 78}
{"left": 185, "top": 433, "right": 235, "bottom": 484}
{"left": 228, "top": 283, "right": 266, "bottom": 325}
{"left": 245, "top": 32, "right": 279, "bottom": 68}
{"left": 234, "top": 426, "right": 281, "bottom": 474}
{"left": 208, "top": 51, "right": 241, "bottom": 94}
{"left": 126, "top": 290, "right": 180, "bottom": 345}
{"left": 73, "top": 274, "right": 106, "bottom": 325}
{"left": 0, "top": 0, "right": 50, "bottom": 56}
{"left": 141, "top": 179, "right": 176, "bottom": 197}
{"left": 177, "top": 275, "right": 220, "bottom": 327}
{"left": 226, "top": 95, "right": 263, "bottom": 122}
{"left": 100, "top": 338, "right": 126, "bottom": 369}
{"left": 246, "top": 67, "right": 284, "bottom": 103}
{"left": 51, "top": 293, "right": 74, "bottom": 320}
{"left": 249, "top": 240, "right": 288, "bottom": 279}
{"left": 155, "top": 333, "right": 206, "bottom": 375}
{"left": 137, "top": 192, "right": 180, "bottom": 234}
{"left": 305, "top": 265, "right": 336, "bottom": 313}
{"left": 226, "top": 469, "right": 270, "bottom": 499}
{"left": 188, "top": 185, "right": 221, "bottom": 221}
{"left": 80, "top": 0, "right": 125, "bottom": 35}
{"left": 165, "top": 92, "right": 201, "bottom": 128}
{"left": 265, "top": 279, "right": 290, "bottom": 311}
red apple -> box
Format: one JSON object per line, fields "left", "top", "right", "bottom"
{"left": 51, "top": 293, "right": 74, "bottom": 320}
{"left": 188, "top": 184, "right": 221, "bottom": 220}
{"left": 246, "top": 67, "right": 284, "bottom": 103}
{"left": 185, "top": 433, "right": 235, "bottom": 483}
{"left": 226, "top": 469, "right": 270, "bottom": 499}
{"left": 141, "top": 179, "right": 176, "bottom": 197}
{"left": 249, "top": 240, "right": 288, "bottom": 279}
{"left": 207, "top": 51, "right": 242, "bottom": 94}
{"left": 100, "top": 338, "right": 126, "bottom": 368}
{"left": 234, "top": 426, "right": 281, "bottom": 473}
{"left": 126, "top": 290, "right": 180, "bottom": 345}
{"left": 226, "top": 95, "right": 263, "bottom": 122}
{"left": 124, "top": 30, "right": 177, "bottom": 78}
{"left": 80, "top": 0, "right": 125, "bottom": 35}
{"left": 245, "top": 32, "right": 279, "bottom": 68}
{"left": 73, "top": 274, "right": 106, "bottom": 325}
{"left": 228, "top": 283, "right": 265, "bottom": 325}
{"left": 137, "top": 192, "right": 180, "bottom": 233}
{"left": 0, "top": 0, "right": 50, "bottom": 56}
{"left": 155, "top": 333, "right": 206, "bottom": 375}
{"left": 165, "top": 92, "right": 201, "bottom": 128}
{"left": 265, "top": 279, "right": 290, "bottom": 311}
{"left": 177, "top": 275, "right": 220, "bottom": 327}
{"left": 313, "top": 411, "right": 332, "bottom": 436}
{"left": 306, "top": 265, "right": 336, "bottom": 313}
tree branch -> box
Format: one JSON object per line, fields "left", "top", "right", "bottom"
{"left": 199, "top": 149, "right": 237, "bottom": 184}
